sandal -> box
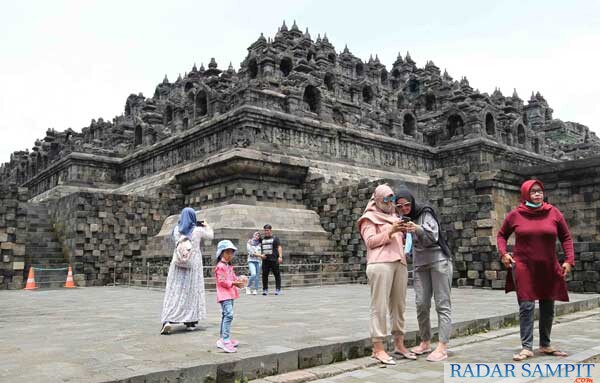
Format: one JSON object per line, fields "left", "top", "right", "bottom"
{"left": 539, "top": 347, "right": 568, "bottom": 357}
{"left": 410, "top": 346, "right": 432, "bottom": 355}
{"left": 426, "top": 350, "right": 448, "bottom": 362}
{"left": 160, "top": 323, "right": 172, "bottom": 335}
{"left": 372, "top": 351, "right": 396, "bottom": 365}
{"left": 513, "top": 349, "right": 534, "bottom": 361}
{"left": 393, "top": 349, "right": 418, "bottom": 360}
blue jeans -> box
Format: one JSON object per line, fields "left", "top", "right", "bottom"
{"left": 248, "top": 261, "right": 261, "bottom": 290}
{"left": 220, "top": 299, "right": 234, "bottom": 341}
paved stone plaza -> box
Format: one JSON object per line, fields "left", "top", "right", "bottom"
{"left": 1, "top": 285, "right": 598, "bottom": 382}
{"left": 260, "top": 308, "right": 600, "bottom": 383}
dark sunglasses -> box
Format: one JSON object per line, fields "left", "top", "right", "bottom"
{"left": 383, "top": 195, "right": 397, "bottom": 203}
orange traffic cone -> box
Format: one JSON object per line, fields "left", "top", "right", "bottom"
{"left": 64, "top": 266, "right": 76, "bottom": 288}
{"left": 24, "top": 267, "right": 37, "bottom": 290}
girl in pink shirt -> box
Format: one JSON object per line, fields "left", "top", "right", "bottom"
{"left": 214, "top": 240, "right": 247, "bottom": 353}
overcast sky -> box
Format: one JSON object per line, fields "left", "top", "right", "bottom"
{"left": 1, "top": 0, "right": 599, "bottom": 165}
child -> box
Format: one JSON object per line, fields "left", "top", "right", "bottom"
{"left": 214, "top": 240, "right": 247, "bottom": 353}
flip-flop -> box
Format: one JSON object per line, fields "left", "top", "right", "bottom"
{"left": 410, "top": 347, "right": 432, "bottom": 355}
{"left": 426, "top": 350, "right": 448, "bottom": 362}
{"left": 538, "top": 348, "right": 568, "bottom": 357}
{"left": 393, "top": 349, "right": 418, "bottom": 360}
{"left": 513, "top": 349, "right": 534, "bottom": 361}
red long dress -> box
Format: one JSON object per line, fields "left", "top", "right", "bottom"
{"left": 496, "top": 181, "right": 575, "bottom": 302}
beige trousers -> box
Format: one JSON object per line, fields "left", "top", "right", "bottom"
{"left": 366, "top": 261, "right": 408, "bottom": 342}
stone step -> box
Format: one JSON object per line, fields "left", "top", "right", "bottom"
{"left": 27, "top": 239, "right": 61, "bottom": 246}
{"left": 28, "top": 224, "right": 53, "bottom": 230}
{"left": 30, "top": 256, "right": 66, "bottom": 260}
{"left": 27, "top": 230, "right": 56, "bottom": 238}
{"left": 31, "top": 253, "right": 65, "bottom": 263}
{"left": 29, "top": 231, "right": 59, "bottom": 236}
{"left": 27, "top": 246, "right": 62, "bottom": 254}
{"left": 31, "top": 268, "right": 70, "bottom": 288}
{"left": 31, "top": 260, "right": 66, "bottom": 265}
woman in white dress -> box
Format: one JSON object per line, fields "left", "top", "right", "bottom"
{"left": 161, "top": 207, "right": 214, "bottom": 334}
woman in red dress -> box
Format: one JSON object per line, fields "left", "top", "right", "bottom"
{"left": 497, "top": 179, "right": 574, "bottom": 361}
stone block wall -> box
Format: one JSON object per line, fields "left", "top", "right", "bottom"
{"left": 302, "top": 178, "right": 371, "bottom": 284}
{"left": 427, "top": 163, "right": 506, "bottom": 288}
{"left": 49, "top": 185, "right": 183, "bottom": 286}
{"left": 426, "top": 153, "right": 600, "bottom": 293}
{"left": 522, "top": 157, "right": 600, "bottom": 292}
{"left": 184, "top": 179, "right": 306, "bottom": 209}
{"left": 569, "top": 242, "right": 600, "bottom": 292}
{"left": 0, "top": 185, "right": 29, "bottom": 289}
{"left": 303, "top": 177, "right": 429, "bottom": 283}
{"left": 527, "top": 157, "right": 600, "bottom": 243}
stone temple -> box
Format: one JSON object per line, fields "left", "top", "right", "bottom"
{"left": 1, "top": 21, "right": 599, "bottom": 291}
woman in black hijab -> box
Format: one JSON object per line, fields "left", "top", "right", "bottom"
{"left": 396, "top": 188, "right": 453, "bottom": 362}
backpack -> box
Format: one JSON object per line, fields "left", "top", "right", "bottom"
{"left": 173, "top": 236, "right": 194, "bottom": 268}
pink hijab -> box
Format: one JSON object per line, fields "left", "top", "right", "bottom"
{"left": 357, "top": 184, "right": 398, "bottom": 231}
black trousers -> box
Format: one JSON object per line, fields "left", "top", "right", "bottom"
{"left": 519, "top": 300, "right": 554, "bottom": 350}
{"left": 262, "top": 260, "right": 281, "bottom": 290}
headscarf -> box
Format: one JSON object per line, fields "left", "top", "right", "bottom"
{"left": 394, "top": 188, "right": 452, "bottom": 258}
{"left": 517, "top": 179, "right": 552, "bottom": 216}
{"left": 178, "top": 207, "right": 197, "bottom": 237}
{"left": 395, "top": 188, "right": 427, "bottom": 221}
{"left": 357, "top": 184, "right": 398, "bottom": 232}
{"left": 248, "top": 231, "right": 261, "bottom": 246}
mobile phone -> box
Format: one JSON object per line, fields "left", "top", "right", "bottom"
{"left": 400, "top": 217, "right": 411, "bottom": 223}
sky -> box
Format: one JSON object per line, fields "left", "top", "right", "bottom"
{"left": 1, "top": 0, "right": 599, "bottom": 164}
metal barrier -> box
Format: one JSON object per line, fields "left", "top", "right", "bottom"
{"left": 110, "top": 260, "right": 365, "bottom": 290}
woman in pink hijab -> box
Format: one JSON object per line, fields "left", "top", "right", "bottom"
{"left": 357, "top": 184, "right": 416, "bottom": 365}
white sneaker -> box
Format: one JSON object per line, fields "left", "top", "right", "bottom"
{"left": 245, "top": 287, "right": 251, "bottom": 294}
{"left": 252, "top": 289, "right": 258, "bottom": 295}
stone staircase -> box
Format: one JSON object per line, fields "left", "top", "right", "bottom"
{"left": 24, "top": 203, "right": 69, "bottom": 288}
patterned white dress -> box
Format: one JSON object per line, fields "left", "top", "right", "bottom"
{"left": 161, "top": 225, "right": 214, "bottom": 324}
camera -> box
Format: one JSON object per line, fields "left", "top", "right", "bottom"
{"left": 400, "top": 216, "right": 411, "bottom": 223}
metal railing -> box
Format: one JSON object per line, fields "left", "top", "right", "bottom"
{"left": 107, "top": 260, "right": 366, "bottom": 290}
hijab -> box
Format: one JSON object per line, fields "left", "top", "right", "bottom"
{"left": 395, "top": 188, "right": 428, "bottom": 221}
{"left": 517, "top": 179, "right": 552, "bottom": 216}
{"left": 178, "top": 207, "right": 197, "bottom": 237}
{"left": 394, "top": 188, "right": 452, "bottom": 258}
{"left": 357, "top": 184, "right": 399, "bottom": 231}
{"left": 248, "top": 231, "right": 261, "bottom": 246}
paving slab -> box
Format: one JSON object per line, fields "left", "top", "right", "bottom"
{"left": 0, "top": 285, "right": 598, "bottom": 383}
{"left": 305, "top": 308, "right": 600, "bottom": 383}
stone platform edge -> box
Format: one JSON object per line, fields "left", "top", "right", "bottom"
{"left": 113, "top": 295, "right": 600, "bottom": 383}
